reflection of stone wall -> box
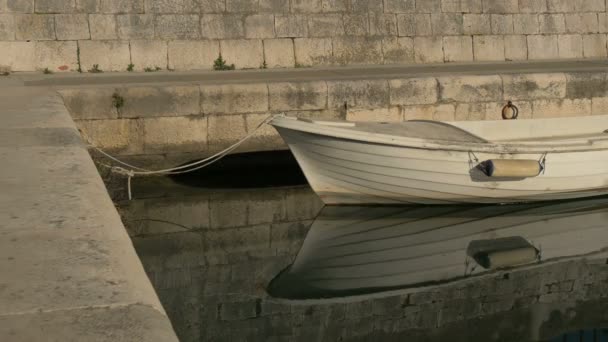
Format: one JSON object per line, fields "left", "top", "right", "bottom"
{"left": 63, "top": 70, "right": 608, "bottom": 168}
{"left": 1, "top": 0, "right": 608, "bottom": 71}
{"left": 120, "top": 187, "right": 608, "bottom": 342}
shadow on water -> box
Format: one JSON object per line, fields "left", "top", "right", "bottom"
{"left": 115, "top": 157, "right": 608, "bottom": 342}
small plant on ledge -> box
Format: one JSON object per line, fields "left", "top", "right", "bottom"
{"left": 127, "top": 63, "right": 134, "bottom": 72}
{"left": 213, "top": 54, "right": 235, "bottom": 71}
{"left": 88, "top": 64, "right": 103, "bottom": 73}
{"left": 112, "top": 92, "right": 124, "bottom": 110}
{"left": 144, "top": 66, "right": 163, "bottom": 72}
{"left": 43, "top": 67, "right": 53, "bottom": 74}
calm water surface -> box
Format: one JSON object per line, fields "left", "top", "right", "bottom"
{"left": 117, "top": 172, "right": 608, "bottom": 342}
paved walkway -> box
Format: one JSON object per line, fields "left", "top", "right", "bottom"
{"left": 0, "top": 77, "right": 178, "bottom": 341}
{"left": 20, "top": 59, "right": 608, "bottom": 87}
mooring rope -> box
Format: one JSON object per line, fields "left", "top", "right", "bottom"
{"left": 82, "top": 114, "right": 280, "bottom": 200}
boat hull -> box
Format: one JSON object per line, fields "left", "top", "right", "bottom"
{"left": 275, "top": 127, "right": 608, "bottom": 205}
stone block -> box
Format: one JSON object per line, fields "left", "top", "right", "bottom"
{"left": 346, "top": 107, "right": 401, "bottom": 122}
{"left": 565, "top": 13, "right": 599, "bottom": 34}
{"left": 582, "top": 34, "right": 607, "bottom": 58}
{"left": 502, "top": 74, "right": 567, "bottom": 100}
{"left": 442, "top": 0, "right": 483, "bottom": 12}
{"left": 207, "top": 114, "right": 247, "bottom": 151}
{"left": 415, "top": 14, "right": 432, "bottom": 36}
{"left": 539, "top": 14, "right": 565, "bottom": 34}
{"left": 513, "top": 14, "right": 538, "bottom": 35}
{"left": 332, "top": 36, "right": 383, "bottom": 65}
{"left": 382, "top": 37, "right": 414, "bottom": 64}
{"left": 546, "top": 0, "right": 574, "bottom": 12}
{"left": 532, "top": 99, "right": 592, "bottom": 118}
{"left": 75, "top": 0, "right": 99, "bottom": 12}
{"left": 143, "top": 116, "right": 207, "bottom": 154}
{"left": 291, "top": 0, "right": 322, "bottom": 12}
{"left": 55, "top": 14, "right": 90, "bottom": 40}
{"left": 473, "top": 35, "right": 505, "bottom": 61}
{"left": 527, "top": 35, "right": 559, "bottom": 60}
{"left": 168, "top": 40, "right": 219, "bottom": 70}
{"left": 600, "top": 14, "right": 608, "bottom": 33}
{"left": 369, "top": 13, "right": 397, "bottom": 36}
{"left": 384, "top": 0, "right": 415, "bottom": 12}
{"left": 226, "top": 0, "right": 259, "bottom": 12}
{"left": 566, "top": 73, "right": 608, "bottom": 98}
{"left": 518, "top": 0, "right": 546, "bottom": 12}
{"left": 416, "top": 0, "right": 441, "bottom": 12}
{"left": 414, "top": 36, "right": 443, "bottom": 63}
{"left": 504, "top": 35, "right": 527, "bottom": 60}
{"left": 59, "top": 88, "right": 118, "bottom": 120}
{"left": 294, "top": 38, "right": 332, "bottom": 66}
{"left": 34, "top": 40, "right": 78, "bottom": 71}
{"left": 557, "top": 34, "right": 583, "bottom": 58}
{"left": 201, "top": 14, "right": 244, "bottom": 39}
{"left": 327, "top": 80, "right": 389, "bottom": 109}
{"left": 576, "top": 0, "right": 605, "bottom": 11}
{"left": 78, "top": 40, "right": 130, "bottom": 72}
{"left": 154, "top": 14, "right": 200, "bottom": 39}
{"left": 491, "top": 14, "right": 513, "bottom": 34}
{"left": 275, "top": 14, "right": 307, "bottom": 37}
{"left": 5, "top": 0, "right": 33, "bottom": 12}
{"left": 199, "top": 0, "right": 225, "bottom": 12}
{"left": 592, "top": 97, "right": 608, "bottom": 115}
{"left": 433, "top": 104, "right": 456, "bottom": 120}
{"left": 89, "top": 14, "right": 117, "bottom": 39}
{"left": 118, "top": 85, "right": 199, "bottom": 118}
{"left": 244, "top": 14, "right": 274, "bottom": 38}
{"left": 401, "top": 105, "right": 433, "bottom": 120}
{"left": 269, "top": 81, "right": 327, "bottom": 111}
{"left": 201, "top": 83, "right": 268, "bottom": 114}
{"left": 463, "top": 14, "right": 491, "bottom": 35}
{"left": 115, "top": 14, "right": 154, "bottom": 39}
{"left": 431, "top": 13, "right": 463, "bottom": 35}
{"left": 264, "top": 38, "right": 294, "bottom": 68}
{"left": 15, "top": 14, "right": 55, "bottom": 40}
{"left": 0, "top": 14, "right": 15, "bottom": 40}
{"left": 309, "top": 14, "right": 344, "bottom": 37}
{"left": 396, "top": 14, "right": 415, "bottom": 36}
{"left": 482, "top": 0, "right": 518, "bottom": 13}
{"left": 220, "top": 39, "right": 263, "bottom": 69}
{"left": 0, "top": 41, "right": 34, "bottom": 71}
{"left": 259, "top": 0, "right": 289, "bottom": 12}
{"left": 443, "top": 36, "right": 473, "bottom": 62}
{"left": 145, "top": 0, "right": 199, "bottom": 13}
{"left": 343, "top": 14, "right": 368, "bottom": 35}
{"left": 35, "top": 0, "right": 74, "bottom": 13}
{"left": 389, "top": 77, "right": 438, "bottom": 105}
{"left": 130, "top": 40, "right": 168, "bottom": 71}
{"left": 438, "top": 75, "right": 502, "bottom": 102}
{"left": 100, "top": 0, "right": 144, "bottom": 13}
{"left": 350, "top": 0, "right": 384, "bottom": 12}
{"left": 76, "top": 119, "right": 141, "bottom": 152}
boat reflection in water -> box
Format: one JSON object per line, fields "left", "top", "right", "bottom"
{"left": 269, "top": 197, "right": 608, "bottom": 299}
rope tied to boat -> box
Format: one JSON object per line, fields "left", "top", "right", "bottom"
{"left": 80, "top": 114, "right": 282, "bottom": 200}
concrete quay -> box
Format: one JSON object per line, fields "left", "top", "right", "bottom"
{"left": 0, "top": 78, "right": 178, "bottom": 341}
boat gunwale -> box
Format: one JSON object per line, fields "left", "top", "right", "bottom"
{"left": 270, "top": 116, "right": 608, "bottom": 154}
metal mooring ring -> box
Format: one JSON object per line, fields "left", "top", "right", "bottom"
{"left": 502, "top": 100, "right": 519, "bottom": 120}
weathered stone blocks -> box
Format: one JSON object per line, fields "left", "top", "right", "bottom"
{"left": 201, "top": 84, "right": 268, "bottom": 114}
{"left": 504, "top": 34, "right": 527, "bottom": 60}
{"left": 382, "top": 37, "right": 414, "bottom": 64}
{"left": 519, "top": 0, "right": 547, "bottom": 13}
{"left": 443, "top": 36, "right": 473, "bottom": 62}
{"left": 89, "top": 14, "right": 117, "bottom": 39}
{"left": 557, "top": 34, "right": 583, "bottom": 58}
{"left": 201, "top": 14, "right": 244, "bottom": 39}
{"left": 100, "top": 0, "right": 144, "bottom": 13}
{"left": 513, "top": 14, "right": 539, "bottom": 35}
{"left": 55, "top": 14, "right": 90, "bottom": 40}
{"left": 482, "top": 0, "right": 518, "bottom": 13}
{"left": 565, "top": 13, "right": 599, "bottom": 34}
{"left": 275, "top": 14, "right": 307, "bottom": 37}
{"left": 244, "top": 14, "right": 274, "bottom": 38}
{"left": 220, "top": 39, "right": 263, "bottom": 69}
{"left": 145, "top": 0, "right": 199, "bottom": 13}
{"left": 35, "top": 0, "right": 74, "bottom": 13}
{"left": 168, "top": 40, "right": 219, "bottom": 70}
{"left": 76, "top": 118, "right": 142, "bottom": 153}
{"left": 78, "top": 40, "right": 130, "bottom": 71}
{"left": 143, "top": 116, "right": 207, "bottom": 153}
{"left": 34, "top": 40, "right": 77, "bottom": 71}
{"left": 0, "top": 14, "right": 15, "bottom": 40}
{"left": 431, "top": 13, "right": 463, "bottom": 35}
{"left": 414, "top": 37, "right": 443, "bottom": 63}
{"left": 268, "top": 81, "right": 327, "bottom": 111}
{"left": 15, "top": 14, "right": 55, "bottom": 40}
{"left": 396, "top": 14, "right": 415, "bottom": 36}
{"left": 532, "top": 98, "right": 592, "bottom": 118}
{"left": 207, "top": 115, "right": 247, "bottom": 151}
{"left": 345, "top": 107, "right": 401, "bottom": 122}
{"left": 118, "top": 86, "right": 199, "bottom": 118}
{"left": 473, "top": 35, "right": 505, "bottom": 61}
{"left": 263, "top": 39, "right": 294, "bottom": 68}
{"left": 6, "top": 0, "right": 34, "bottom": 12}
{"left": 294, "top": 38, "right": 332, "bottom": 66}
{"left": 130, "top": 40, "right": 167, "bottom": 70}
{"left": 116, "top": 14, "right": 154, "bottom": 39}
{"left": 0, "top": 41, "right": 34, "bottom": 71}
{"left": 154, "top": 14, "right": 200, "bottom": 39}
{"left": 438, "top": 75, "right": 502, "bottom": 102}
{"left": 369, "top": 13, "right": 397, "bottom": 36}
{"left": 463, "top": 14, "right": 491, "bottom": 35}
{"left": 309, "top": 14, "right": 344, "bottom": 37}
{"left": 343, "top": 14, "right": 368, "bottom": 35}
{"left": 327, "top": 80, "right": 389, "bottom": 109}
{"left": 527, "top": 35, "right": 559, "bottom": 59}
{"left": 582, "top": 34, "right": 608, "bottom": 57}
{"left": 384, "top": 0, "right": 415, "bottom": 13}
{"left": 491, "top": 14, "right": 514, "bottom": 34}
{"left": 389, "top": 77, "right": 438, "bottom": 105}
{"left": 332, "top": 36, "right": 383, "bottom": 65}
{"left": 502, "top": 74, "right": 567, "bottom": 100}
{"left": 60, "top": 88, "right": 119, "bottom": 120}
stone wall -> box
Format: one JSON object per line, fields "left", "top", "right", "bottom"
{"left": 2, "top": 0, "right": 608, "bottom": 72}
{"left": 61, "top": 70, "right": 608, "bottom": 168}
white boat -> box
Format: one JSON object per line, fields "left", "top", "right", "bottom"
{"left": 270, "top": 115, "right": 608, "bottom": 205}
{"left": 268, "top": 199, "right": 608, "bottom": 299}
